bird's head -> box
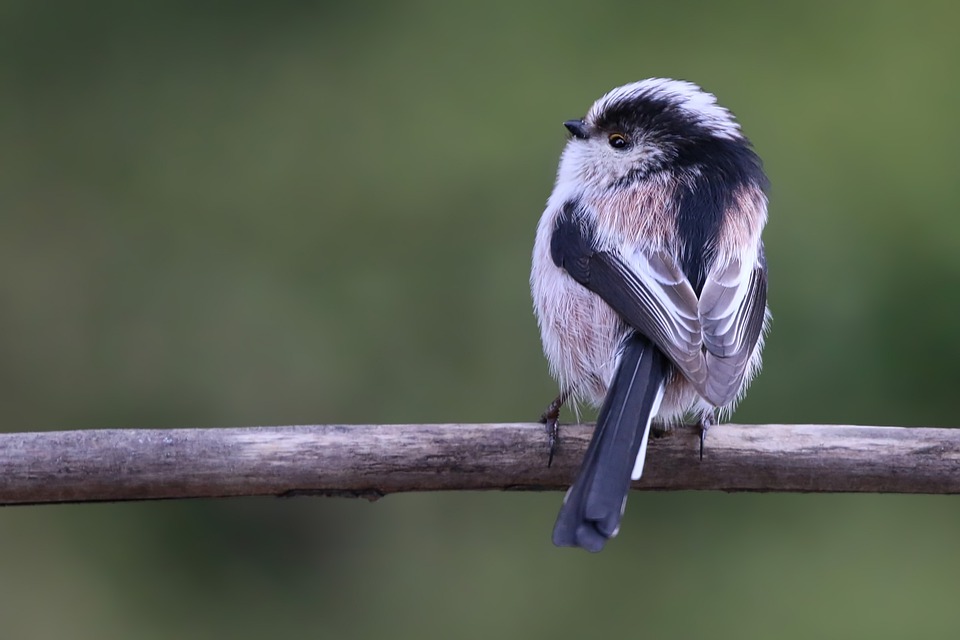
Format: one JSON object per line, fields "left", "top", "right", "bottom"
{"left": 557, "top": 78, "right": 750, "bottom": 191}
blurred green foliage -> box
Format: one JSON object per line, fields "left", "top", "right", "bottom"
{"left": 3, "top": 1, "right": 960, "bottom": 638}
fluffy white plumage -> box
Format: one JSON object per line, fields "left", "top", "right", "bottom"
{"left": 533, "top": 78, "right": 767, "bottom": 429}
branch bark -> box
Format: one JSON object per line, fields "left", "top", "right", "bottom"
{"left": 0, "top": 422, "right": 958, "bottom": 505}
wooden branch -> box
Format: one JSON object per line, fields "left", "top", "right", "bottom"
{"left": 0, "top": 422, "right": 958, "bottom": 505}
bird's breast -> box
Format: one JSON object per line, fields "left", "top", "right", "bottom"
{"left": 581, "top": 177, "right": 680, "bottom": 252}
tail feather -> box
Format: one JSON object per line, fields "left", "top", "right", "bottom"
{"left": 552, "top": 333, "right": 667, "bottom": 552}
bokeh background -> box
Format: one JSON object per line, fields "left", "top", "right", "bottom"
{"left": 3, "top": 1, "right": 960, "bottom": 637}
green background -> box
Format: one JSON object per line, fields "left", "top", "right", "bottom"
{"left": 3, "top": 1, "right": 960, "bottom": 637}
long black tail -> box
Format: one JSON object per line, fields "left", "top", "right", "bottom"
{"left": 552, "top": 333, "right": 667, "bottom": 552}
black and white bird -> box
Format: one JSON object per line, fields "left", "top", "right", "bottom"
{"left": 530, "top": 78, "right": 770, "bottom": 552}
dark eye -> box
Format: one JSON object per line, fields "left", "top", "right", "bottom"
{"left": 608, "top": 133, "right": 628, "bottom": 149}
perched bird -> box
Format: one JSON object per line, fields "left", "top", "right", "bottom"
{"left": 530, "top": 79, "right": 770, "bottom": 552}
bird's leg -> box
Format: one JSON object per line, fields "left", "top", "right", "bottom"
{"left": 540, "top": 390, "right": 569, "bottom": 468}
{"left": 699, "top": 410, "right": 716, "bottom": 461}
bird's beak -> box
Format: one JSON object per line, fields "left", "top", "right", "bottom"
{"left": 564, "top": 119, "right": 589, "bottom": 140}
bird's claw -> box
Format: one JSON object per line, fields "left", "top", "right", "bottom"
{"left": 539, "top": 391, "right": 569, "bottom": 468}
{"left": 545, "top": 416, "right": 559, "bottom": 467}
{"left": 698, "top": 412, "right": 715, "bottom": 461}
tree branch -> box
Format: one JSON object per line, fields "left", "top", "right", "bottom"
{"left": 0, "top": 422, "right": 958, "bottom": 505}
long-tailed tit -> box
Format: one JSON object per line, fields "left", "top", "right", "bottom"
{"left": 531, "top": 79, "right": 770, "bottom": 552}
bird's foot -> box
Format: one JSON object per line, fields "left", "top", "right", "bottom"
{"left": 539, "top": 391, "right": 569, "bottom": 467}
{"left": 698, "top": 412, "right": 716, "bottom": 461}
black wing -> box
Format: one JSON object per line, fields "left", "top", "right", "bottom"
{"left": 551, "top": 201, "right": 766, "bottom": 406}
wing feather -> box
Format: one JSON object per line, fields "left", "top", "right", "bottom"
{"left": 550, "top": 200, "right": 767, "bottom": 408}
{"left": 698, "top": 249, "right": 768, "bottom": 405}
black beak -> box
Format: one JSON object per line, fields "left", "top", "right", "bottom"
{"left": 563, "top": 119, "right": 589, "bottom": 140}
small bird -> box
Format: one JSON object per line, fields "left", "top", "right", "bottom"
{"left": 531, "top": 79, "right": 770, "bottom": 552}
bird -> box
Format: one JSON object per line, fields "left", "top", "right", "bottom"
{"left": 530, "top": 78, "right": 770, "bottom": 552}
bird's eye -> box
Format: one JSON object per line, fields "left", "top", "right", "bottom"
{"left": 608, "top": 133, "right": 628, "bottom": 149}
